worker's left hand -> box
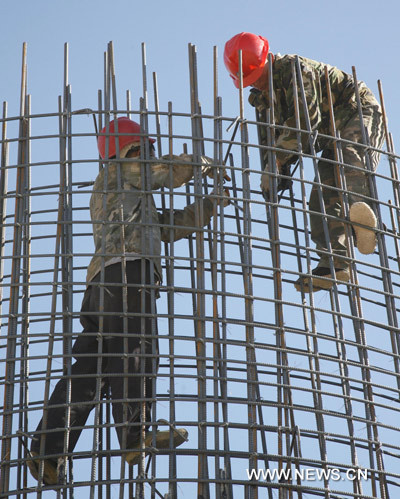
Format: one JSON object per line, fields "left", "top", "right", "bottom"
{"left": 260, "top": 159, "right": 280, "bottom": 201}
{"left": 206, "top": 163, "right": 231, "bottom": 182}
{"left": 260, "top": 159, "right": 292, "bottom": 202}
{"left": 210, "top": 186, "right": 230, "bottom": 207}
{"left": 199, "top": 156, "right": 231, "bottom": 182}
{"left": 260, "top": 170, "right": 271, "bottom": 200}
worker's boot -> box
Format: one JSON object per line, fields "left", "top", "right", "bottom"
{"left": 26, "top": 451, "right": 58, "bottom": 485}
{"left": 350, "top": 202, "right": 377, "bottom": 255}
{"left": 125, "top": 428, "right": 188, "bottom": 466}
{"left": 294, "top": 266, "right": 350, "bottom": 292}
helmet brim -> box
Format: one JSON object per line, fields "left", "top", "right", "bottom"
{"left": 231, "top": 65, "right": 266, "bottom": 89}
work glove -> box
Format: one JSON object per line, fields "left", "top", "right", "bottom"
{"left": 206, "top": 162, "right": 231, "bottom": 182}
{"left": 260, "top": 162, "right": 292, "bottom": 202}
{"left": 200, "top": 156, "right": 231, "bottom": 182}
{"left": 210, "top": 186, "right": 230, "bottom": 207}
{"left": 248, "top": 88, "right": 268, "bottom": 112}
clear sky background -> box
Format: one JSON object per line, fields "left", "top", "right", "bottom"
{"left": 1, "top": 0, "right": 399, "bottom": 129}
{"left": 1, "top": 0, "right": 400, "bottom": 497}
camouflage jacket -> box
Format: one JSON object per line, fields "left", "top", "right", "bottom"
{"left": 249, "top": 53, "right": 379, "bottom": 167}
{"left": 86, "top": 154, "right": 215, "bottom": 283}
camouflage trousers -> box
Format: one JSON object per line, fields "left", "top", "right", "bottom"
{"left": 309, "top": 95, "right": 384, "bottom": 269}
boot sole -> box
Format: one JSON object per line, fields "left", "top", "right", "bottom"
{"left": 350, "top": 202, "right": 377, "bottom": 255}
{"left": 125, "top": 429, "right": 188, "bottom": 466}
{"left": 27, "top": 452, "right": 58, "bottom": 485}
{"left": 294, "top": 269, "right": 350, "bottom": 292}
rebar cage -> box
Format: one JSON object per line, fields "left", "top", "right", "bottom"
{"left": 1, "top": 41, "right": 400, "bottom": 499}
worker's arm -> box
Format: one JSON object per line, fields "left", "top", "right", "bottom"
{"left": 249, "top": 56, "right": 322, "bottom": 169}
{"left": 158, "top": 188, "right": 230, "bottom": 242}
{"left": 151, "top": 153, "right": 216, "bottom": 189}
{"left": 122, "top": 153, "right": 226, "bottom": 190}
{"left": 274, "top": 57, "right": 322, "bottom": 165}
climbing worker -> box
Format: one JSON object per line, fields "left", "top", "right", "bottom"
{"left": 224, "top": 32, "right": 384, "bottom": 292}
{"left": 28, "top": 117, "right": 230, "bottom": 485}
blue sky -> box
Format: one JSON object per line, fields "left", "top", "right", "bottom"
{"left": 2, "top": 1, "right": 400, "bottom": 497}
{"left": 1, "top": 0, "right": 399, "bottom": 126}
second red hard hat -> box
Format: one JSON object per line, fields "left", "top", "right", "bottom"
{"left": 224, "top": 32, "right": 269, "bottom": 88}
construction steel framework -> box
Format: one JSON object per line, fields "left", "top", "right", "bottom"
{"left": 0, "top": 42, "right": 400, "bottom": 498}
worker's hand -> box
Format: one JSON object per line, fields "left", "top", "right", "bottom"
{"left": 260, "top": 159, "right": 292, "bottom": 202}
{"left": 248, "top": 88, "right": 268, "bottom": 112}
{"left": 260, "top": 170, "right": 271, "bottom": 201}
{"left": 198, "top": 156, "right": 231, "bottom": 182}
{"left": 260, "top": 159, "right": 280, "bottom": 201}
{"left": 206, "top": 163, "right": 231, "bottom": 182}
{"left": 210, "top": 186, "right": 230, "bottom": 207}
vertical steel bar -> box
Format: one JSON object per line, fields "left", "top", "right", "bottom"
{"left": 0, "top": 102, "right": 9, "bottom": 480}
{"left": 0, "top": 42, "right": 27, "bottom": 495}
{"left": 0, "top": 102, "right": 9, "bottom": 331}
{"left": 90, "top": 50, "right": 111, "bottom": 499}
{"left": 227, "top": 145, "right": 274, "bottom": 498}
{"left": 376, "top": 80, "right": 400, "bottom": 386}
{"left": 17, "top": 93, "right": 31, "bottom": 496}
{"left": 95, "top": 87, "right": 107, "bottom": 499}
{"left": 212, "top": 47, "right": 234, "bottom": 499}
{"left": 285, "top": 59, "right": 330, "bottom": 498}
{"left": 107, "top": 41, "right": 131, "bottom": 499}
{"left": 33, "top": 95, "right": 68, "bottom": 494}
{"left": 238, "top": 50, "right": 257, "bottom": 499}
{"left": 188, "top": 42, "right": 210, "bottom": 499}
{"left": 59, "top": 42, "right": 74, "bottom": 490}
{"left": 211, "top": 49, "right": 221, "bottom": 499}
{"left": 293, "top": 56, "right": 356, "bottom": 498}
{"left": 139, "top": 41, "right": 158, "bottom": 499}
{"left": 349, "top": 66, "right": 390, "bottom": 499}
{"left": 152, "top": 71, "right": 179, "bottom": 497}
{"left": 322, "top": 104, "right": 366, "bottom": 499}
{"left": 167, "top": 98, "right": 178, "bottom": 499}
{"left": 264, "top": 55, "right": 304, "bottom": 498}
{"left": 90, "top": 46, "right": 112, "bottom": 499}
{"left": 216, "top": 98, "right": 234, "bottom": 499}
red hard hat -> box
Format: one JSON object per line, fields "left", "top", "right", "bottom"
{"left": 224, "top": 32, "right": 269, "bottom": 88}
{"left": 97, "top": 117, "right": 155, "bottom": 159}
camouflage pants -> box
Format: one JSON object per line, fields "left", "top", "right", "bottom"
{"left": 309, "top": 96, "right": 384, "bottom": 269}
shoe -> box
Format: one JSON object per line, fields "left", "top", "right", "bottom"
{"left": 125, "top": 428, "right": 188, "bottom": 466}
{"left": 350, "top": 202, "right": 377, "bottom": 255}
{"left": 294, "top": 267, "right": 350, "bottom": 292}
{"left": 26, "top": 451, "right": 58, "bottom": 485}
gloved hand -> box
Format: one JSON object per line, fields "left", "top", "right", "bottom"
{"left": 260, "top": 162, "right": 292, "bottom": 202}
{"left": 206, "top": 161, "right": 231, "bottom": 181}
{"left": 248, "top": 88, "right": 268, "bottom": 112}
{"left": 199, "top": 156, "right": 231, "bottom": 182}
{"left": 210, "top": 186, "right": 230, "bottom": 207}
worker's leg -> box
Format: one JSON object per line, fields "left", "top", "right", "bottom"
{"left": 29, "top": 284, "right": 105, "bottom": 482}
{"left": 309, "top": 149, "right": 348, "bottom": 271}
{"left": 340, "top": 89, "right": 384, "bottom": 206}
{"left": 336, "top": 95, "right": 384, "bottom": 254}
{"left": 309, "top": 95, "right": 384, "bottom": 264}
{"left": 101, "top": 260, "right": 159, "bottom": 450}
{"left": 293, "top": 152, "right": 351, "bottom": 292}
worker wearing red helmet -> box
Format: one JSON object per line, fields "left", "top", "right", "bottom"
{"left": 28, "top": 117, "right": 229, "bottom": 484}
{"left": 224, "top": 32, "right": 384, "bottom": 292}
